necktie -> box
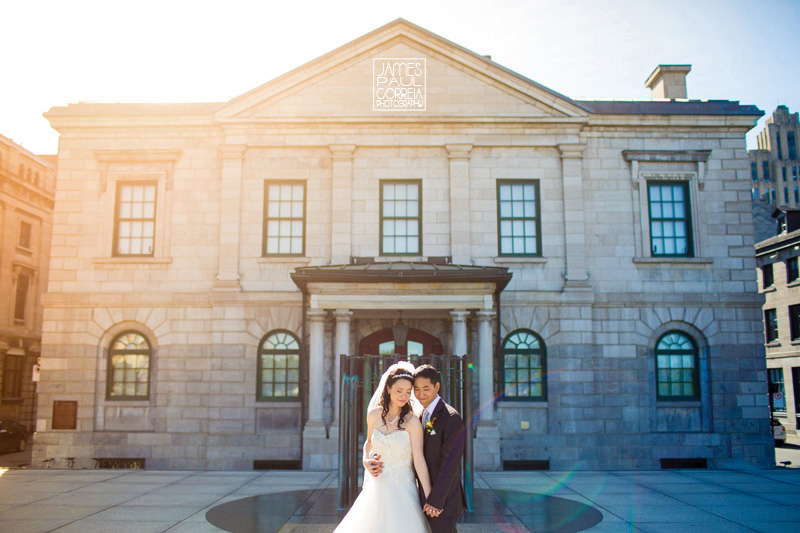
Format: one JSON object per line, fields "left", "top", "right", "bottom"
{"left": 423, "top": 410, "right": 430, "bottom": 426}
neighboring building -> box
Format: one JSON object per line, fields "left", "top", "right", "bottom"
{"left": 749, "top": 106, "right": 800, "bottom": 239}
{"left": 36, "top": 20, "right": 771, "bottom": 471}
{"left": 756, "top": 208, "right": 800, "bottom": 437}
{"left": 0, "top": 134, "right": 56, "bottom": 434}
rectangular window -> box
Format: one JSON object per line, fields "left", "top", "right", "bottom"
{"left": 777, "top": 134, "right": 784, "bottom": 160}
{"left": 380, "top": 181, "right": 421, "bottom": 255}
{"left": 795, "top": 186, "right": 799, "bottom": 204}
{"left": 1, "top": 355, "right": 23, "bottom": 399}
{"left": 751, "top": 161, "right": 758, "bottom": 181}
{"left": 18, "top": 221, "right": 31, "bottom": 249}
{"left": 763, "top": 161, "right": 770, "bottom": 181}
{"left": 765, "top": 308, "right": 779, "bottom": 343}
{"left": 784, "top": 187, "right": 789, "bottom": 203}
{"left": 788, "top": 257, "right": 799, "bottom": 284}
{"left": 789, "top": 131, "right": 797, "bottom": 160}
{"left": 769, "top": 368, "right": 786, "bottom": 412}
{"left": 648, "top": 182, "right": 692, "bottom": 257}
{"left": 762, "top": 264, "right": 774, "bottom": 288}
{"left": 790, "top": 304, "right": 800, "bottom": 341}
{"left": 497, "top": 180, "right": 541, "bottom": 256}
{"left": 113, "top": 182, "right": 156, "bottom": 257}
{"left": 751, "top": 188, "right": 759, "bottom": 200}
{"left": 14, "top": 273, "right": 29, "bottom": 322}
{"left": 263, "top": 181, "right": 305, "bottom": 256}
{"left": 783, "top": 168, "right": 788, "bottom": 182}
{"left": 793, "top": 166, "right": 798, "bottom": 180}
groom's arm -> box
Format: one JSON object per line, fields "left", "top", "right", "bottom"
{"left": 426, "top": 411, "right": 465, "bottom": 510}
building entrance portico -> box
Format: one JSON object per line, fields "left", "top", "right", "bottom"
{"left": 290, "top": 261, "right": 511, "bottom": 469}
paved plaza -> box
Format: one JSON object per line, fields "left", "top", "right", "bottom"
{"left": 0, "top": 466, "right": 799, "bottom": 532}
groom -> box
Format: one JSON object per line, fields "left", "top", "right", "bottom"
{"left": 413, "top": 364, "right": 467, "bottom": 533}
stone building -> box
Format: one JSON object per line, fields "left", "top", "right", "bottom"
{"left": 749, "top": 106, "right": 800, "bottom": 232}
{"left": 36, "top": 19, "right": 772, "bottom": 470}
{"left": 756, "top": 208, "right": 800, "bottom": 437}
{"left": 0, "top": 133, "right": 55, "bottom": 434}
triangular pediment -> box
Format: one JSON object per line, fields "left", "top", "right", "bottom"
{"left": 216, "top": 19, "right": 589, "bottom": 120}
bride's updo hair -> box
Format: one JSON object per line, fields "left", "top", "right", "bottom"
{"left": 379, "top": 368, "right": 414, "bottom": 429}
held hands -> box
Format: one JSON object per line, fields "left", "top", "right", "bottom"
{"left": 364, "top": 454, "right": 383, "bottom": 477}
{"left": 423, "top": 503, "right": 442, "bottom": 518}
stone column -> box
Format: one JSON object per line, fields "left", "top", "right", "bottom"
{"left": 329, "top": 145, "right": 356, "bottom": 264}
{"left": 332, "top": 309, "right": 353, "bottom": 424}
{"left": 307, "top": 310, "right": 327, "bottom": 425}
{"left": 474, "top": 309, "right": 500, "bottom": 470}
{"left": 215, "top": 144, "right": 246, "bottom": 289}
{"left": 451, "top": 310, "right": 469, "bottom": 356}
{"left": 303, "top": 309, "right": 335, "bottom": 469}
{"left": 558, "top": 143, "right": 589, "bottom": 292}
{"left": 446, "top": 144, "right": 473, "bottom": 264}
{"left": 476, "top": 310, "right": 495, "bottom": 422}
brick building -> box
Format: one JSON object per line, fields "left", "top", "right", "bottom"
{"left": 36, "top": 20, "right": 771, "bottom": 470}
{"left": 0, "top": 133, "right": 55, "bottom": 435}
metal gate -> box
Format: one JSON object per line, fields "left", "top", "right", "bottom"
{"left": 337, "top": 353, "right": 474, "bottom": 511}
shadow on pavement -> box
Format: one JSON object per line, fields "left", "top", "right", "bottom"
{"left": 205, "top": 488, "right": 603, "bottom": 533}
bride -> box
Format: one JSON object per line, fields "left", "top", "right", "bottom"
{"left": 334, "top": 362, "right": 432, "bottom": 533}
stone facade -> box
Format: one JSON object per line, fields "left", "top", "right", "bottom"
{"left": 748, "top": 106, "right": 800, "bottom": 211}
{"left": 36, "top": 20, "right": 772, "bottom": 470}
{"left": 756, "top": 209, "right": 800, "bottom": 437}
{"left": 0, "top": 134, "right": 55, "bottom": 433}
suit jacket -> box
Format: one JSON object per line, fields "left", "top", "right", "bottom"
{"left": 418, "top": 398, "right": 467, "bottom": 521}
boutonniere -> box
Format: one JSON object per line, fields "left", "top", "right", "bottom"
{"left": 425, "top": 418, "right": 436, "bottom": 435}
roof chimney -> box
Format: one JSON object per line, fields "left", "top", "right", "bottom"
{"left": 645, "top": 65, "right": 691, "bottom": 99}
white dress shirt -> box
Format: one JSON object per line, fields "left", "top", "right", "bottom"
{"left": 422, "top": 395, "right": 441, "bottom": 425}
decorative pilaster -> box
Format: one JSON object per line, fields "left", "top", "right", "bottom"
{"left": 557, "top": 143, "right": 590, "bottom": 292}
{"left": 330, "top": 145, "right": 356, "bottom": 264}
{"left": 446, "top": 144, "right": 473, "bottom": 264}
{"left": 215, "top": 145, "right": 246, "bottom": 290}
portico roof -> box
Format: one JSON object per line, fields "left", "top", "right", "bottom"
{"left": 291, "top": 262, "right": 511, "bottom": 311}
{"left": 291, "top": 261, "right": 512, "bottom": 291}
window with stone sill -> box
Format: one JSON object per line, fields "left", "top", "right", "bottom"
{"left": 496, "top": 180, "right": 541, "bottom": 257}
{"left": 107, "top": 331, "right": 151, "bottom": 400}
{"left": 13, "top": 271, "right": 31, "bottom": 324}
{"left": 647, "top": 181, "right": 693, "bottom": 257}
{"left": 257, "top": 330, "right": 301, "bottom": 401}
{"left": 790, "top": 304, "right": 800, "bottom": 341}
{"left": 762, "top": 264, "right": 774, "bottom": 289}
{"left": 655, "top": 331, "right": 700, "bottom": 401}
{"left": 765, "top": 308, "right": 779, "bottom": 344}
{"left": 380, "top": 180, "right": 421, "bottom": 256}
{"left": 113, "top": 181, "right": 157, "bottom": 257}
{"left": 769, "top": 368, "right": 786, "bottom": 412}
{"left": 263, "top": 181, "right": 305, "bottom": 256}
{"left": 1, "top": 354, "right": 23, "bottom": 400}
{"left": 18, "top": 221, "right": 32, "bottom": 249}
{"left": 500, "top": 329, "right": 546, "bottom": 401}
{"left": 787, "top": 257, "right": 799, "bottom": 284}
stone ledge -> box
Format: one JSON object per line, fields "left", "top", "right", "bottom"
{"left": 92, "top": 257, "right": 173, "bottom": 266}
{"left": 632, "top": 257, "right": 713, "bottom": 266}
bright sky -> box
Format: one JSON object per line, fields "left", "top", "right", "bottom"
{"left": 3, "top": 0, "right": 798, "bottom": 155}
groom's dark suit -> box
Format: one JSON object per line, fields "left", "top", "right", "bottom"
{"left": 418, "top": 397, "right": 467, "bottom": 533}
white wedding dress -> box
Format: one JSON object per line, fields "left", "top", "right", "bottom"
{"left": 334, "top": 428, "right": 430, "bottom": 533}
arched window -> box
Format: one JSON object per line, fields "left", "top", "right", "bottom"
{"left": 655, "top": 331, "right": 699, "bottom": 400}
{"left": 258, "top": 330, "right": 301, "bottom": 401}
{"left": 501, "top": 329, "right": 546, "bottom": 400}
{"left": 107, "top": 331, "right": 151, "bottom": 400}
